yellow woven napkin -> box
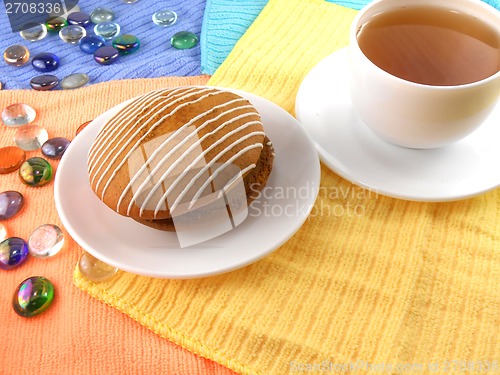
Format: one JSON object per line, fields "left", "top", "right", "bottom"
{"left": 75, "top": 0, "right": 500, "bottom": 374}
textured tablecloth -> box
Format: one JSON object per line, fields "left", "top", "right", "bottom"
{"left": 0, "top": 0, "right": 205, "bottom": 89}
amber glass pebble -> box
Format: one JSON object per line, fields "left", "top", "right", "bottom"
{"left": 0, "top": 146, "right": 26, "bottom": 174}
{"left": 76, "top": 120, "right": 92, "bottom": 136}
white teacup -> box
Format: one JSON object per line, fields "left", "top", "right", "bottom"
{"left": 349, "top": 0, "right": 500, "bottom": 149}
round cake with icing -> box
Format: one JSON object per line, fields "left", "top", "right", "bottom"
{"left": 87, "top": 86, "right": 274, "bottom": 231}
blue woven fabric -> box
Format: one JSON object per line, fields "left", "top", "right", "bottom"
{"left": 0, "top": 0, "right": 206, "bottom": 89}
{"left": 200, "top": 0, "right": 500, "bottom": 75}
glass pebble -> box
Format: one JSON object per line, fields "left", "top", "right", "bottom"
{"left": 94, "top": 46, "right": 120, "bottom": 65}
{"left": 3, "top": 45, "right": 30, "bottom": 67}
{"left": 28, "top": 224, "right": 64, "bottom": 258}
{"left": 67, "top": 11, "right": 90, "bottom": 27}
{"left": 90, "top": 7, "right": 115, "bottom": 24}
{"left": 59, "top": 25, "right": 86, "bottom": 44}
{"left": 45, "top": 17, "right": 68, "bottom": 33}
{"left": 20, "top": 23, "right": 48, "bottom": 42}
{"left": 41, "top": 137, "right": 70, "bottom": 159}
{"left": 0, "top": 223, "right": 6, "bottom": 242}
{"left": 79, "top": 35, "right": 105, "bottom": 54}
{"left": 0, "top": 191, "right": 24, "bottom": 220}
{"left": 30, "top": 74, "right": 59, "bottom": 91}
{"left": 0, "top": 237, "right": 28, "bottom": 270}
{"left": 13, "top": 276, "right": 54, "bottom": 317}
{"left": 32, "top": 52, "right": 60, "bottom": 73}
{"left": 19, "top": 157, "right": 52, "bottom": 187}
{"left": 0, "top": 147, "right": 26, "bottom": 174}
{"left": 61, "top": 73, "right": 89, "bottom": 89}
{"left": 76, "top": 120, "right": 92, "bottom": 135}
{"left": 112, "top": 34, "right": 140, "bottom": 55}
{"left": 14, "top": 125, "right": 49, "bottom": 151}
{"left": 94, "top": 21, "right": 120, "bottom": 40}
{"left": 78, "top": 252, "right": 118, "bottom": 282}
{"left": 171, "top": 31, "right": 198, "bottom": 50}
{"left": 152, "top": 10, "right": 177, "bottom": 27}
{"left": 123, "top": 0, "right": 138, "bottom": 3}
{"left": 2, "top": 103, "right": 36, "bottom": 127}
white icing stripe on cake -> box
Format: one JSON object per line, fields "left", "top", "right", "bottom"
{"left": 182, "top": 143, "right": 264, "bottom": 212}
{"left": 98, "top": 89, "right": 225, "bottom": 199}
{"left": 93, "top": 88, "right": 218, "bottom": 193}
{"left": 87, "top": 88, "right": 175, "bottom": 166}
{"left": 215, "top": 163, "right": 256, "bottom": 201}
{"left": 138, "top": 123, "right": 263, "bottom": 217}
{"left": 162, "top": 133, "right": 265, "bottom": 215}
{"left": 89, "top": 87, "right": 197, "bottom": 180}
{"left": 119, "top": 101, "right": 257, "bottom": 215}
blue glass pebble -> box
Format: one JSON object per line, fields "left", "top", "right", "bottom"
{"left": 32, "top": 53, "right": 60, "bottom": 73}
{"left": 94, "top": 46, "right": 119, "bottom": 65}
{"left": 30, "top": 74, "right": 59, "bottom": 91}
{"left": 41, "top": 137, "right": 70, "bottom": 159}
{"left": 0, "top": 190, "right": 24, "bottom": 220}
{"left": 0, "top": 237, "right": 28, "bottom": 270}
{"left": 94, "top": 21, "right": 120, "bottom": 41}
{"left": 67, "top": 11, "right": 90, "bottom": 27}
{"left": 79, "top": 35, "right": 105, "bottom": 54}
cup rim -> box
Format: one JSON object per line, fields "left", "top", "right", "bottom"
{"left": 349, "top": 0, "right": 500, "bottom": 90}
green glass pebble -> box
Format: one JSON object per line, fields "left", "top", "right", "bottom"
{"left": 112, "top": 34, "right": 140, "bottom": 55}
{"left": 13, "top": 276, "right": 54, "bottom": 317}
{"left": 90, "top": 7, "right": 115, "bottom": 24}
{"left": 19, "top": 157, "right": 52, "bottom": 187}
{"left": 171, "top": 31, "right": 198, "bottom": 50}
{"left": 45, "top": 17, "right": 68, "bottom": 33}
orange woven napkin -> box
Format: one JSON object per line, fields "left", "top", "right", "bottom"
{"left": 0, "top": 76, "right": 236, "bottom": 375}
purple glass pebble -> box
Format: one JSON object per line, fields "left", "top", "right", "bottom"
{"left": 41, "top": 137, "right": 70, "bottom": 159}
{"left": 32, "top": 52, "right": 60, "bottom": 73}
{"left": 0, "top": 190, "right": 24, "bottom": 220}
{"left": 94, "top": 46, "right": 119, "bottom": 65}
{"left": 30, "top": 74, "right": 59, "bottom": 91}
{"left": 0, "top": 237, "right": 28, "bottom": 270}
{"left": 79, "top": 35, "right": 105, "bottom": 54}
{"left": 67, "top": 11, "right": 91, "bottom": 27}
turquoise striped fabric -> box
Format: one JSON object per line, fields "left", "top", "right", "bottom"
{"left": 200, "top": 0, "right": 500, "bottom": 75}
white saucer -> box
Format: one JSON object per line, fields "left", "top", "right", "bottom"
{"left": 55, "top": 88, "right": 320, "bottom": 279}
{"left": 296, "top": 48, "right": 500, "bottom": 201}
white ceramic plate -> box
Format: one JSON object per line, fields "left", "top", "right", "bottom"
{"left": 55, "top": 88, "right": 320, "bottom": 278}
{"left": 296, "top": 47, "right": 500, "bottom": 201}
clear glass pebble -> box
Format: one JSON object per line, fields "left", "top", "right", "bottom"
{"left": 171, "top": 31, "right": 198, "bottom": 50}
{"left": 61, "top": 73, "right": 89, "bottom": 89}
{"left": 79, "top": 35, "right": 105, "bottom": 54}
{"left": 0, "top": 223, "right": 6, "bottom": 242}
{"left": 0, "top": 237, "right": 28, "bottom": 270}
{"left": 30, "top": 74, "right": 59, "bottom": 91}
{"left": 0, "top": 146, "right": 26, "bottom": 174}
{"left": 152, "top": 10, "right": 177, "bottom": 26}
{"left": 45, "top": 17, "right": 67, "bottom": 33}
{"left": 32, "top": 52, "right": 60, "bottom": 73}
{"left": 112, "top": 34, "right": 140, "bottom": 55}
{"left": 123, "top": 0, "right": 138, "bottom": 3}
{"left": 19, "top": 157, "right": 52, "bottom": 187}
{"left": 3, "top": 45, "right": 30, "bottom": 67}
{"left": 13, "top": 276, "right": 54, "bottom": 317}
{"left": 67, "top": 11, "right": 90, "bottom": 27}
{"left": 94, "top": 21, "right": 120, "bottom": 40}
{"left": 28, "top": 224, "right": 64, "bottom": 258}
{"left": 59, "top": 25, "right": 86, "bottom": 44}
{"left": 94, "top": 46, "right": 120, "bottom": 65}
{"left": 0, "top": 191, "right": 24, "bottom": 220}
{"left": 2, "top": 103, "right": 36, "bottom": 127}
{"left": 78, "top": 252, "right": 118, "bottom": 282}
{"left": 90, "top": 7, "right": 115, "bottom": 24}
{"left": 14, "top": 125, "right": 49, "bottom": 151}
{"left": 20, "top": 23, "right": 48, "bottom": 42}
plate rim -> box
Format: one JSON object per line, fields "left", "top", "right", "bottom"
{"left": 55, "top": 86, "right": 321, "bottom": 278}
